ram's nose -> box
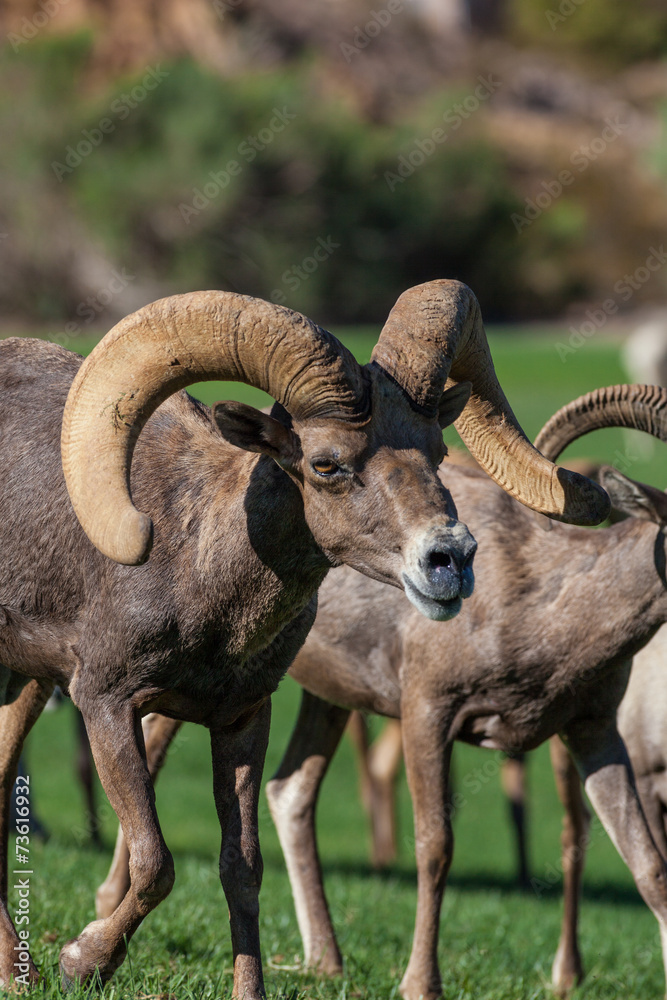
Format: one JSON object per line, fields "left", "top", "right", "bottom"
{"left": 423, "top": 543, "right": 476, "bottom": 600}
{"left": 402, "top": 523, "right": 477, "bottom": 621}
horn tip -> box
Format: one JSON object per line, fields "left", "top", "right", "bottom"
{"left": 105, "top": 511, "right": 154, "bottom": 566}
{"left": 555, "top": 469, "right": 611, "bottom": 526}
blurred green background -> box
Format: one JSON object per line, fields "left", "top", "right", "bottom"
{"left": 2, "top": 0, "right": 667, "bottom": 329}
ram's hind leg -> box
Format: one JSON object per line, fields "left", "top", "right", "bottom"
{"left": 500, "top": 752, "right": 529, "bottom": 888}
{"left": 348, "top": 713, "right": 403, "bottom": 868}
{"left": 96, "top": 714, "right": 183, "bottom": 919}
{"left": 266, "top": 690, "right": 350, "bottom": 975}
{"left": 0, "top": 674, "right": 53, "bottom": 986}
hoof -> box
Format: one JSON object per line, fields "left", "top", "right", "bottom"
{"left": 59, "top": 964, "right": 78, "bottom": 992}
{"left": 551, "top": 946, "right": 584, "bottom": 996}
{"left": 399, "top": 974, "right": 442, "bottom": 1000}
{"left": 310, "top": 955, "right": 343, "bottom": 979}
{"left": 59, "top": 940, "right": 91, "bottom": 989}
{"left": 59, "top": 930, "right": 126, "bottom": 989}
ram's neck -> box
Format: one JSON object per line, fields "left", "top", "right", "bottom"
{"left": 132, "top": 400, "right": 329, "bottom": 657}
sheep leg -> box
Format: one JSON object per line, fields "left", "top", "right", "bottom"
{"left": 59, "top": 700, "right": 175, "bottom": 986}
{"left": 210, "top": 698, "right": 271, "bottom": 1000}
{"left": 0, "top": 676, "right": 52, "bottom": 987}
{"left": 75, "top": 709, "right": 101, "bottom": 848}
{"left": 350, "top": 712, "right": 403, "bottom": 868}
{"left": 266, "top": 690, "right": 350, "bottom": 975}
{"left": 549, "top": 734, "right": 590, "bottom": 995}
{"left": 399, "top": 697, "right": 454, "bottom": 1000}
{"left": 500, "top": 753, "right": 529, "bottom": 888}
{"left": 367, "top": 717, "right": 403, "bottom": 867}
{"left": 346, "top": 712, "right": 375, "bottom": 839}
{"left": 635, "top": 773, "right": 667, "bottom": 861}
{"left": 564, "top": 719, "right": 667, "bottom": 995}
{"left": 96, "top": 713, "right": 183, "bottom": 918}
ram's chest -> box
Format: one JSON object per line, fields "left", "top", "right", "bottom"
{"left": 124, "top": 597, "right": 318, "bottom": 727}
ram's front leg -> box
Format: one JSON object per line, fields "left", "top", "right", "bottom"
{"left": 59, "top": 698, "right": 175, "bottom": 985}
{"left": 96, "top": 713, "right": 184, "bottom": 918}
{"left": 399, "top": 697, "right": 454, "bottom": 1000}
{"left": 211, "top": 698, "right": 271, "bottom": 1000}
{"left": 564, "top": 718, "right": 667, "bottom": 998}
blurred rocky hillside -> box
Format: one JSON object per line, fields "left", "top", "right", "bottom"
{"left": 2, "top": 0, "right": 667, "bottom": 329}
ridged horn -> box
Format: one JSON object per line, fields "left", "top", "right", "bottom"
{"left": 534, "top": 384, "right": 667, "bottom": 462}
{"left": 371, "top": 279, "right": 610, "bottom": 526}
{"left": 61, "top": 291, "right": 368, "bottom": 566}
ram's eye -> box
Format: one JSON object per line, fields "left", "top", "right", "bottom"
{"left": 312, "top": 459, "right": 339, "bottom": 476}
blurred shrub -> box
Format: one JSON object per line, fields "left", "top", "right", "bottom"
{"left": 510, "top": 0, "right": 667, "bottom": 66}
{"left": 1, "top": 39, "right": 536, "bottom": 322}
{"left": 3, "top": 33, "right": 667, "bottom": 326}
{"left": 56, "top": 56, "right": 534, "bottom": 321}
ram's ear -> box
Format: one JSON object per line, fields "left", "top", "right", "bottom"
{"left": 599, "top": 466, "right": 667, "bottom": 526}
{"left": 438, "top": 382, "right": 472, "bottom": 429}
{"left": 213, "top": 401, "right": 300, "bottom": 467}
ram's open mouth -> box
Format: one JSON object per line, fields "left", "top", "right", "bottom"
{"left": 402, "top": 574, "right": 462, "bottom": 622}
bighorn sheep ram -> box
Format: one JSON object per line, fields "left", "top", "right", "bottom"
{"left": 0, "top": 281, "right": 604, "bottom": 995}
{"left": 266, "top": 385, "right": 667, "bottom": 1000}
{"left": 94, "top": 383, "right": 667, "bottom": 999}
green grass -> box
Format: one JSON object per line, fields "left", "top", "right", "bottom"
{"left": 5, "top": 325, "right": 667, "bottom": 998}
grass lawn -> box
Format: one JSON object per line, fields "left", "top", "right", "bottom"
{"left": 5, "top": 323, "right": 667, "bottom": 998}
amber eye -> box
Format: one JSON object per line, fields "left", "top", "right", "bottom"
{"left": 311, "top": 459, "right": 339, "bottom": 476}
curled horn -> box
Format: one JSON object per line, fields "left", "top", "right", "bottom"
{"left": 62, "top": 291, "right": 368, "bottom": 566}
{"left": 534, "top": 384, "right": 667, "bottom": 461}
{"left": 371, "top": 279, "right": 610, "bottom": 526}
